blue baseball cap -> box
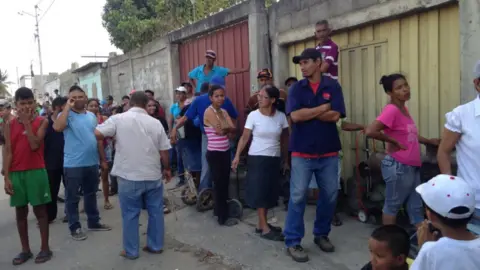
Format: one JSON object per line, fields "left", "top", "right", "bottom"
{"left": 210, "top": 75, "right": 225, "bottom": 88}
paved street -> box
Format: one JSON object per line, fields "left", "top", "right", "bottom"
{"left": 0, "top": 147, "right": 372, "bottom": 269}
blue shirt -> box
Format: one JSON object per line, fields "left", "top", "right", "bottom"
{"left": 185, "top": 93, "right": 238, "bottom": 133}
{"left": 61, "top": 110, "right": 99, "bottom": 167}
{"left": 170, "top": 103, "right": 182, "bottom": 120}
{"left": 286, "top": 76, "right": 346, "bottom": 155}
{"left": 188, "top": 65, "right": 229, "bottom": 92}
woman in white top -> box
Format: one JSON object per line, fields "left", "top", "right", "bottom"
{"left": 232, "top": 85, "right": 289, "bottom": 241}
{"left": 437, "top": 62, "right": 480, "bottom": 226}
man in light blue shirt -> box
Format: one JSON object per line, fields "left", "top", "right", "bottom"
{"left": 188, "top": 50, "right": 250, "bottom": 93}
{"left": 53, "top": 85, "right": 111, "bottom": 241}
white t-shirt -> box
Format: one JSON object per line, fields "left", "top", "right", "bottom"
{"left": 410, "top": 237, "right": 480, "bottom": 270}
{"left": 245, "top": 109, "right": 289, "bottom": 157}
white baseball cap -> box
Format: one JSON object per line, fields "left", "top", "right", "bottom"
{"left": 175, "top": 86, "right": 187, "bottom": 92}
{"left": 416, "top": 174, "right": 476, "bottom": 219}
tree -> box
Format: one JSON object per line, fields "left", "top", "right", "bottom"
{"left": 0, "top": 69, "right": 12, "bottom": 97}
{"left": 102, "top": 0, "right": 246, "bottom": 53}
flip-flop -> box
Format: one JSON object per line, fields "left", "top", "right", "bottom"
{"left": 104, "top": 202, "right": 114, "bottom": 210}
{"left": 261, "top": 231, "right": 285, "bottom": 242}
{"left": 12, "top": 251, "right": 33, "bottom": 265}
{"left": 142, "top": 246, "right": 163, "bottom": 254}
{"left": 119, "top": 250, "right": 139, "bottom": 260}
{"left": 255, "top": 224, "right": 282, "bottom": 234}
{"left": 34, "top": 250, "right": 53, "bottom": 264}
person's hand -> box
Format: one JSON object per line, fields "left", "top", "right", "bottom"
{"left": 417, "top": 220, "right": 440, "bottom": 248}
{"left": 231, "top": 156, "right": 240, "bottom": 171}
{"left": 428, "top": 138, "right": 441, "bottom": 146}
{"left": 282, "top": 162, "right": 290, "bottom": 175}
{"left": 66, "top": 98, "right": 75, "bottom": 109}
{"left": 17, "top": 107, "right": 32, "bottom": 123}
{"left": 4, "top": 178, "right": 14, "bottom": 195}
{"left": 163, "top": 169, "right": 172, "bottom": 182}
{"left": 100, "top": 161, "right": 109, "bottom": 171}
{"left": 170, "top": 129, "right": 177, "bottom": 144}
{"left": 319, "top": 102, "right": 331, "bottom": 111}
{"left": 390, "top": 140, "right": 407, "bottom": 152}
{"left": 214, "top": 125, "right": 225, "bottom": 135}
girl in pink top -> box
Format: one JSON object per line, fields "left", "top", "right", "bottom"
{"left": 366, "top": 74, "right": 439, "bottom": 227}
{"left": 203, "top": 85, "right": 237, "bottom": 226}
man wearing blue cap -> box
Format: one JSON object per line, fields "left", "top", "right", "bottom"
{"left": 171, "top": 75, "right": 238, "bottom": 192}
{"left": 188, "top": 50, "right": 250, "bottom": 93}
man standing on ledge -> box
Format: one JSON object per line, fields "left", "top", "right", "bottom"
{"left": 315, "top": 20, "right": 339, "bottom": 81}
{"left": 284, "top": 48, "right": 346, "bottom": 263}
{"left": 188, "top": 50, "right": 250, "bottom": 93}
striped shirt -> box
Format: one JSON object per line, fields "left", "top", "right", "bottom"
{"left": 205, "top": 126, "right": 230, "bottom": 151}
{"left": 316, "top": 39, "right": 339, "bottom": 80}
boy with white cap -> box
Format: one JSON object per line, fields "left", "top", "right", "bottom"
{"left": 411, "top": 174, "right": 480, "bottom": 270}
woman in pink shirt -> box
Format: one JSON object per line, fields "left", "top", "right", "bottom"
{"left": 366, "top": 74, "right": 438, "bottom": 227}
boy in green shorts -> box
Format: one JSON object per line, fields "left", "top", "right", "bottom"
{"left": 3, "top": 87, "right": 52, "bottom": 265}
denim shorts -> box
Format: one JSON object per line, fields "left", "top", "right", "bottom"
{"left": 381, "top": 155, "right": 424, "bottom": 225}
{"left": 180, "top": 138, "right": 202, "bottom": 172}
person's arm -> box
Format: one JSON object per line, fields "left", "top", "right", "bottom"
{"left": 281, "top": 128, "right": 289, "bottom": 161}
{"left": 437, "top": 129, "right": 460, "bottom": 175}
{"left": 23, "top": 118, "right": 48, "bottom": 151}
{"left": 168, "top": 106, "right": 175, "bottom": 132}
{"left": 287, "top": 86, "right": 330, "bottom": 123}
{"left": 234, "top": 128, "right": 252, "bottom": 160}
{"left": 227, "top": 63, "right": 250, "bottom": 75}
{"left": 53, "top": 99, "right": 73, "bottom": 132}
{"left": 3, "top": 120, "right": 14, "bottom": 194}
{"left": 224, "top": 110, "right": 236, "bottom": 134}
{"left": 188, "top": 67, "right": 198, "bottom": 90}
{"left": 317, "top": 82, "right": 345, "bottom": 122}
{"left": 224, "top": 97, "right": 238, "bottom": 128}
{"left": 341, "top": 121, "right": 364, "bottom": 131}
{"left": 156, "top": 121, "right": 172, "bottom": 180}
{"left": 365, "top": 120, "right": 398, "bottom": 144}
{"left": 319, "top": 44, "right": 338, "bottom": 73}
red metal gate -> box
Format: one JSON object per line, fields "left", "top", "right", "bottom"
{"left": 179, "top": 21, "right": 250, "bottom": 130}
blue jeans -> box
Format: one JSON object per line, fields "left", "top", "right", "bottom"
{"left": 175, "top": 143, "right": 185, "bottom": 183}
{"left": 199, "top": 133, "right": 212, "bottom": 191}
{"left": 118, "top": 178, "right": 164, "bottom": 258}
{"left": 284, "top": 156, "right": 339, "bottom": 248}
{"left": 381, "top": 155, "right": 424, "bottom": 226}
{"left": 64, "top": 165, "right": 101, "bottom": 233}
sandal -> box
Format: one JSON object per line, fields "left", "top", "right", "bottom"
{"left": 255, "top": 224, "right": 282, "bottom": 234}
{"left": 119, "top": 250, "right": 139, "bottom": 260}
{"left": 12, "top": 251, "right": 33, "bottom": 265}
{"left": 142, "top": 246, "right": 163, "bottom": 254}
{"left": 261, "top": 230, "right": 285, "bottom": 242}
{"left": 163, "top": 205, "right": 171, "bottom": 214}
{"left": 104, "top": 202, "right": 114, "bottom": 210}
{"left": 331, "top": 214, "right": 343, "bottom": 227}
{"left": 35, "top": 250, "right": 53, "bottom": 264}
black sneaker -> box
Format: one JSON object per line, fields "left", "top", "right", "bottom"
{"left": 71, "top": 228, "right": 87, "bottom": 241}
{"left": 314, "top": 236, "right": 335, "bottom": 252}
{"left": 88, "top": 223, "right": 112, "bottom": 231}
{"left": 286, "top": 245, "right": 309, "bottom": 263}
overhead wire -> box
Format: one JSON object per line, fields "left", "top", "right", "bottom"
{"left": 38, "top": 0, "right": 57, "bottom": 22}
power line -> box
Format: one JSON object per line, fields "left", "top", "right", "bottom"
{"left": 39, "top": 0, "right": 57, "bottom": 22}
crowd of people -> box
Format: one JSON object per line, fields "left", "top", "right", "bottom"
{"left": 0, "top": 19, "right": 479, "bottom": 270}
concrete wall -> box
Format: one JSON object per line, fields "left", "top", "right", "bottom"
{"left": 44, "top": 77, "right": 60, "bottom": 98}
{"left": 58, "top": 63, "right": 79, "bottom": 96}
{"left": 108, "top": 37, "right": 173, "bottom": 110}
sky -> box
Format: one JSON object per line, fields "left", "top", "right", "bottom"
{"left": 0, "top": 0, "right": 121, "bottom": 94}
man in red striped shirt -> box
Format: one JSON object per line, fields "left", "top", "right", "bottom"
{"left": 315, "top": 20, "right": 339, "bottom": 81}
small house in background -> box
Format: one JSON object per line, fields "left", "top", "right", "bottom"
{"left": 73, "top": 62, "right": 110, "bottom": 100}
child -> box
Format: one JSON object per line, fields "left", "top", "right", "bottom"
{"left": 362, "top": 225, "right": 410, "bottom": 270}
{"left": 411, "top": 174, "right": 480, "bottom": 270}
{"left": 3, "top": 87, "right": 52, "bottom": 265}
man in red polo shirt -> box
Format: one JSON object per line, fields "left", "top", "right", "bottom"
{"left": 315, "top": 20, "right": 339, "bottom": 81}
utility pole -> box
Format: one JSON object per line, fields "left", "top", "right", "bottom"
{"left": 18, "top": 4, "right": 44, "bottom": 98}
{"left": 34, "top": 5, "right": 44, "bottom": 97}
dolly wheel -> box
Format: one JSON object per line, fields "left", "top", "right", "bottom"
{"left": 196, "top": 188, "right": 214, "bottom": 212}
{"left": 181, "top": 187, "right": 197, "bottom": 206}
{"left": 358, "top": 210, "right": 369, "bottom": 223}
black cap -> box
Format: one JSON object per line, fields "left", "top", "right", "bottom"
{"left": 292, "top": 48, "right": 322, "bottom": 64}
{"left": 107, "top": 95, "right": 113, "bottom": 101}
